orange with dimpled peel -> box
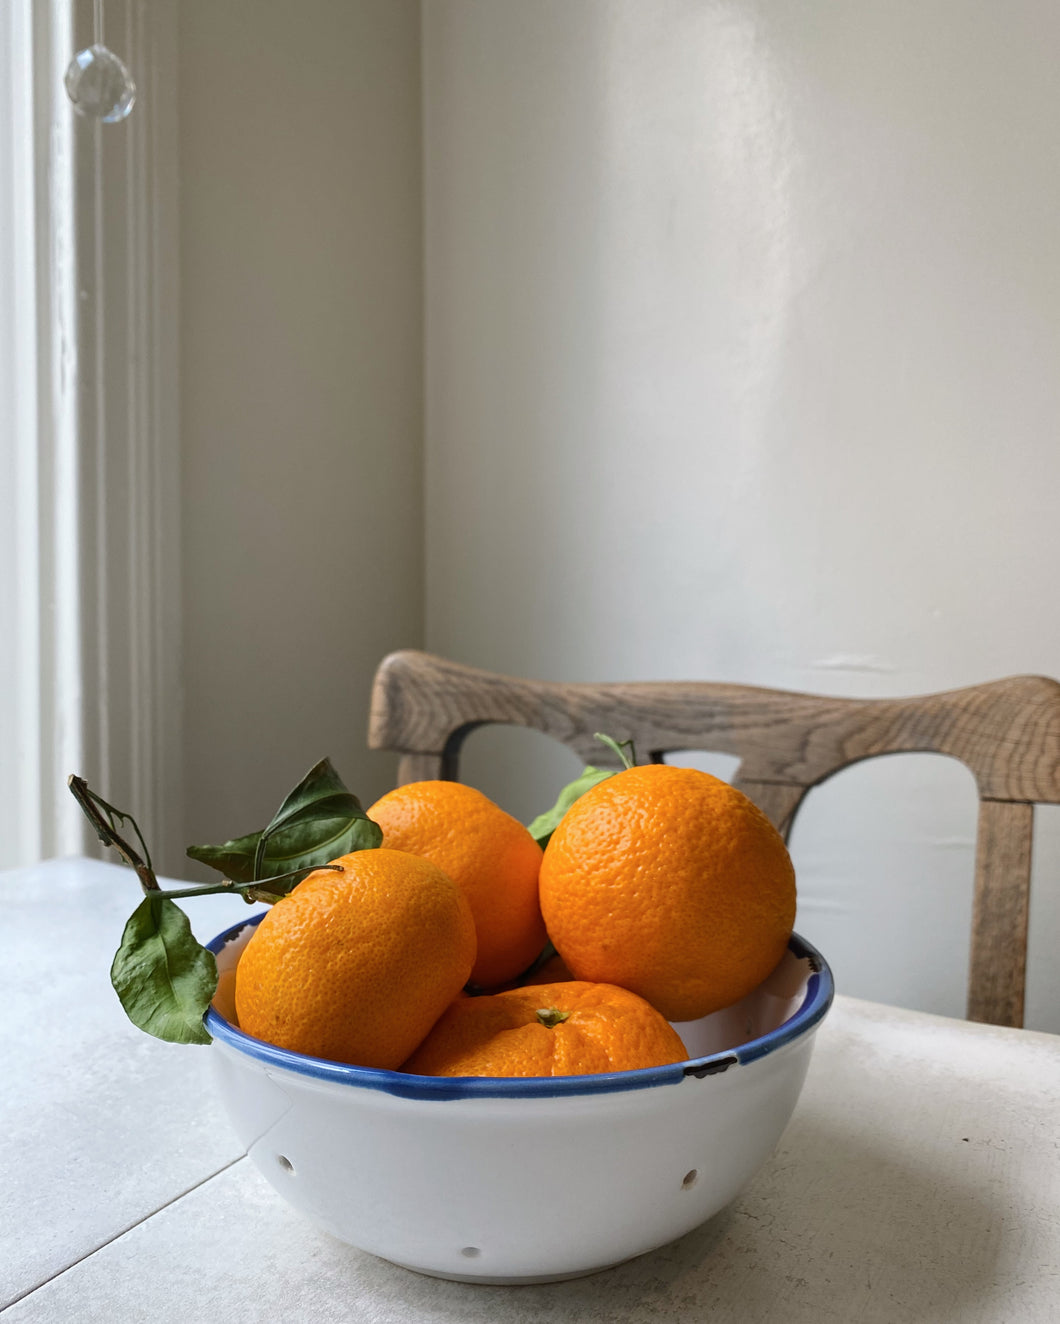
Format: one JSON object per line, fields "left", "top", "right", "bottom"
{"left": 366, "top": 780, "right": 546, "bottom": 987}
{"left": 538, "top": 764, "right": 796, "bottom": 1022}
{"left": 234, "top": 848, "right": 476, "bottom": 1069}
{"left": 403, "top": 980, "right": 688, "bottom": 1077}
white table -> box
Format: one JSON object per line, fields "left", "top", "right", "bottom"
{"left": 4, "top": 857, "right": 1059, "bottom": 1322}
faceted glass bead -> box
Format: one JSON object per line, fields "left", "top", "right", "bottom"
{"left": 64, "top": 44, "right": 136, "bottom": 123}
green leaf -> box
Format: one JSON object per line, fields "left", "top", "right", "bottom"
{"left": 184, "top": 829, "right": 262, "bottom": 884}
{"left": 110, "top": 895, "right": 217, "bottom": 1045}
{"left": 186, "top": 757, "right": 382, "bottom": 888}
{"left": 253, "top": 758, "right": 383, "bottom": 879}
{"left": 527, "top": 765, "right": 616, "bottom": 848}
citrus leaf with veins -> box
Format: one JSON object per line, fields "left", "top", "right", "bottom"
{"left": 187, "top": 757, "right": 382, "bottom": 886}
{"left": 110, "top": 895, "right": 217, "bottom": 1045}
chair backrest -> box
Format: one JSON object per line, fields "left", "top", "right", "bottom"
{"left": 368, "top": 649, "right": 1060, "bottom": 1029}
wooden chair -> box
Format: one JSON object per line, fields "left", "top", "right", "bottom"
{"left": 368, "top": 649, "right": 1060, "bottom": 1029}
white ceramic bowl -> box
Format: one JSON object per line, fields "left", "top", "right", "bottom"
{"left": 205, "top": 917, "right": 833, "bottom": 1283}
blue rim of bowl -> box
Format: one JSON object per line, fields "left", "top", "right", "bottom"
{"left": 203, "top": 916, "right": 834, "bottom": 1100}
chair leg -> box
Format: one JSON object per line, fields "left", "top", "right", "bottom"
{"left": 968, "top": 799, "right": 1032, "bottom": 1028}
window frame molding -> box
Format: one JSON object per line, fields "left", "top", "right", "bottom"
{"left": 1, "top": 0, "right": 182, "bottom": 871}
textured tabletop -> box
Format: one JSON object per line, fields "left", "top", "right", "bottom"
{"left": 5, "top": 859, "right": 1060, "bottom": 1322}
{"left": 1, "top": 857, "right": 262, "bottom": 1307}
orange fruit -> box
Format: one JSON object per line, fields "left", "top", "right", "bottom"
{"left": 234, "top": 848, "right": 476, "bottom": 1069}
{"left": 538, "top": 765, "right": 796, "bottom": 1022}
{"left": 366, "top": 781, "right": 546, "bottom": 988}
{"left": 402, "top": 981, "right": 688, "bottom": 1077}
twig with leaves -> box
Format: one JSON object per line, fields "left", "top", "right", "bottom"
{"left": 68, "top": 735, "right": 638, "bottom": 1048}
{"left": 68, "top": 759, "right": 380, "bottom": 1044}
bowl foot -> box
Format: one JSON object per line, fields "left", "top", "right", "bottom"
{"left": 383, "top": 1252, "right": 642, "bottom": 1285}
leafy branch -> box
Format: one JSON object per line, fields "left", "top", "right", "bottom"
{"left": 68, "top": 759, "right": 378, "bottom": 1045}
{"left": 70, "top": 736, "right": 636, "bottom": 1048}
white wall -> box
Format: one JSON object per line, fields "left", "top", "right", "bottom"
{"left": 178, "top": 1, "right": 423, "bottom": 874}
{"left": 423, "top": 1, "right": 1060, "bottom": 1030}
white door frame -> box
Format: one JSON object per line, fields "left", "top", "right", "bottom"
{"left": 0, "top": 0, "right": 181, "bottom": 870}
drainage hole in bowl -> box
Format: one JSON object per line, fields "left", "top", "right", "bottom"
{"left": 460, "top": 1247, "right": 481, "bottom": 1259}
{"left": 277, "top": 1155, "right": 295, "bottom": 1175}
{"left": 681, "top": 1169, "right": 698, "bottom": 1190}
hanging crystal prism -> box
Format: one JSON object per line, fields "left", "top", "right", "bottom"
{"left": 64, "top": 0, "right": 136, "bottom": 122}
